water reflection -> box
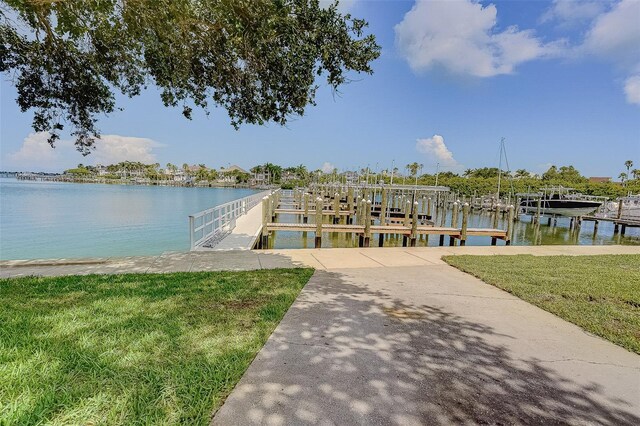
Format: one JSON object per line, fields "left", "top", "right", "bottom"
{"left": 269, "top": 209, "right": 640, "bottom": 249}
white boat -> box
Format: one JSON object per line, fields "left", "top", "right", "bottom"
{"left": 603, "top": 195, "right": 640, "bottom": 221}
{"left": 519, "top": 187, "right": 605, "bottom": 217}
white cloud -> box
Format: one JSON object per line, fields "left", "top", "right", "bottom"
{"left": 580, "top": 0, "right": 640, "bottom": 105}
{"left": 92, "top": 135, "right": 160, "bottom": 165}
{"left": 6, "top": 132, "right": 72, "bottom": 171}
{"left": 540, "top": 0, "right": 611, "bottom": 26}
{"left": 624, "top": 75, "right": 640, "bottom": 105}
{"left": 416, "top": 135, "right": 463, "bottom": 171}
{"left": 394, "top": 0, "right": 640, "bottom": 105}
{"left": 4, "top": 132, "right": 162, "bottom": 171}
{"left": 321, "top": 162, "right": 335, "bottom": 174}
{"left": 395, "top": 0, "right": 564, "bottom": 78}
{"left": 581, "top": 0, "right": 640, "bottom": 68}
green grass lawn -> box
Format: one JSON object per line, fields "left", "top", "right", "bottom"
{"left": 444, "top": 254, "right": 640, "bottom": 354}
{"left": 0, "top": 269, "right": 313, "bottom": 425}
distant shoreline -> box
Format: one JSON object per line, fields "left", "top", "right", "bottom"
{"left": 2, "top": 174, "right": 271, "bottom": 190}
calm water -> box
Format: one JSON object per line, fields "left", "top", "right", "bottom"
{"left": 2, "top": 180, "right": 637, "bottom": 259}
{"left": 268, "top": 207, "right": 640, "bottom": 249}
{"left": 0, "top": 179, "right": 257, "bottom": 260}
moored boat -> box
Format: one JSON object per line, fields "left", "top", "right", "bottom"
{"left": 603, "top": 195, "right": 640, "bottom": 221}
{"left": 519, "top": 187, "right": 604, "bottom": 217}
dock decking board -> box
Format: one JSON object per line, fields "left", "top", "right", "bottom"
{"left": 582, "top": 216, "right": 640, "bottom": 227}
{"left": 274, "top": 209, "right": 354, "bottom": 216}
{"left": 264, "top": 223, "right": 507, "bottom": 239}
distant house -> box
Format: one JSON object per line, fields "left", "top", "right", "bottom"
{"left": 187, "top": 165, "right": 203, "bottom": 175}
{"left": 281, "top": 171, "right": 298, "bottom": 183}
{"left": 219, "top": 165, "right": 248, "bottom": 183}
{"left": 219, "top": 165, "right": 248, "bottom": 174}
{"left": 250, "top": 171, "right": 270, "bottom": 186}
{"left": 589, "top": 177, "right": 612, "bottom": 183}
{"left": 173, "top": 170, "right": 187, "bottom": 182}
{"left": 164, "top": 169, "right": 187, "bottom": 182}
{"left": 95, "top": 164, "right": 109, "bottom": 176}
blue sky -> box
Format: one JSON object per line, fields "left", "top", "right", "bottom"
{"left": 1, "top": 0, "right": 639, "bottom": 177}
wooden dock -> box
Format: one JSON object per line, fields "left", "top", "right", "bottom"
{"left": 257, "top": 188, "right": 514, "bottom": 249}
{"left": 265, "top": 223, "right": 506, "bottom": 238}
{"left": 582, "top": 216, "right": 640, "bottom": 236}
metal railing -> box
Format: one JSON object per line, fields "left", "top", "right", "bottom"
{"left": 189, "top": 190, "right": 271, "bottom": 250}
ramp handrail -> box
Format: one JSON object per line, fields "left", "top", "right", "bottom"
{"left": 189, "top": 190, "right": 271, "bottom": 250}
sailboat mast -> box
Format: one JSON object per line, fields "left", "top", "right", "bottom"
{"left": 496, "top": 137, "right": 504, "bottom": 200}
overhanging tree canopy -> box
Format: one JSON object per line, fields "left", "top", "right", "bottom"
{"left": 0, "top": 0, "right": 380, "bottom": 153}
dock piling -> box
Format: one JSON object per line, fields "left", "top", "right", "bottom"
{"left": 364, "top": 200, "right": 372, "bottom": 247}
{"left": 438, "top": 203, "right": 447, "bottom": 246}
{"left": 410, "top": 201, "right": 418, "bottom": 247}
{"left": 315, "top": 197, "right": 323, "bottom": 248}
{"left": 460, "top": 203, "right": 470, "bottom": 246}
{"left": 506, "top": 205, "right": 514, "bottom": 245}
{"left": 261, "top": 196, "right": 269, "bottom": 248}
{"left": 403, "top": 200, "right": 411, "bottom": 247}
{"left": 449, "top": 201, "right": 459, "bottom": 246}
{"left": 380, "top": 187, "right": 388, "bottom": 226}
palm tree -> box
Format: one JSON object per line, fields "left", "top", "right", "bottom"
{"left": 263, "top": 163, "right": 282, "bottom": 184}
{"left": 196, "top": 166, "right": 208, "bottom": 182}
{"left": 295, "top": 164, "right": 308, "bottom": 180}
{"left": 619, "top": 172, "right": 628, "bottom": 185}
{"left": 632, "top": 169, "right": 640, "bottom": 180}
{"left": 625, "top": 160, "right": 633, "bottom": 175}
{"left": 406, "top": 162, "right": 421, "bottom": 177}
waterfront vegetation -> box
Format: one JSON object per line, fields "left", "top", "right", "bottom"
{"left": 24, "top": 160, "right": 640, "bottom": 199}
{"left": 444, "top": 254, "right": 640, "bottom": 354}
{"left": 0, "top": 269, "right": 314, "bottom": 425}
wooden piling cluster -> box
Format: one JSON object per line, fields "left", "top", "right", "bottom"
{"left": 258, "top": 186, "right": 515, "bottom": 249}
{"left": 582, "top": 215, "right": 640, "bottom": 237}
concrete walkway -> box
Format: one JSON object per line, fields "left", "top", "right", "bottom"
{"left": 1, "top": 245, "right": 638, "bottom": 278}
{"left": 2, "top": 245, "right": 639, "bottom": 423}
{"left": 212, "top": 251, "right": 640, "bottom": 425}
